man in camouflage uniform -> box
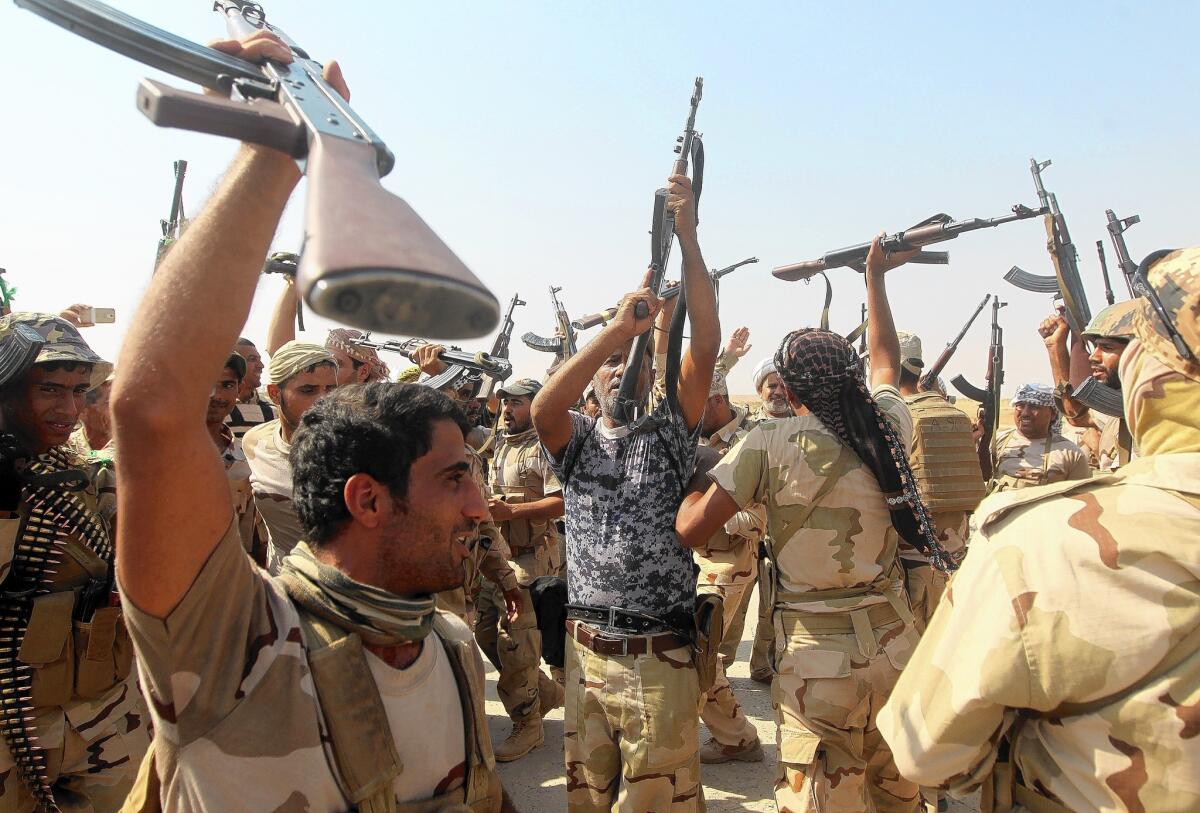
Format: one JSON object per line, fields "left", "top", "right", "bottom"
{"left": 481, "top": 378, "right": 566, "bottom": 761}
{"left": 677, "top": 237, "right": 943, "bottom": 813}
{"left": 1039, "top": 301, "right": 1140, "bottom": 472}
{"left": 894, "top": 331, "right": 983, "bottom": 629}
{"left": 989, "top": 383, "right": 1091, "bottom": 493}
{"left": 206, "top": 353, "right": 262, "bottom": 559}
{"left": 0, "top": 314, "right": 148, "bottom": 812}
{"left": 242, "top": 341, "right": 338, "bottom": 573}
{"left": 112, "top": 43, "right": 513, "bottom": 810}
{"left": 534, "top": 173, "right": 718, "bottom": 812}
{"left": 692, "top": 370, "right": 766, "bottom": 764}
{"left": 878, "top": 248, "right": 1200, "bottom": 813}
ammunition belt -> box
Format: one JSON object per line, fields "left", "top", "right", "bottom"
{"left": 0, "top": 440, "right": 112, "bottom": 811}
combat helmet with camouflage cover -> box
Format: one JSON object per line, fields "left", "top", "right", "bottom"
{"left": 1081, "top": 299, "right": 1140, "bottom": 342}
{"left": 1134, "top": 247, "right": 1199, "bottom": 383}
{"left": 0, "top": 313, "right": 112, "bottom": 390}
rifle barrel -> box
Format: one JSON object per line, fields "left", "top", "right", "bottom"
{"left": 922, "top": 293, "right": 991, "bottom": 385}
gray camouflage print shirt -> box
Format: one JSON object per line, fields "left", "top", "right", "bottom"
{"left": 547, "top": 401, "right": 700, "bottom": 631}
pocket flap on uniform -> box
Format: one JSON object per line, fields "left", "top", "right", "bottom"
{"left": 791, "top": 648, "right": 850, "bottom": 679}
{"left": 19, "top": 591, "right": 74, "bottom": 665}
{"left": 779, "top": 729, "right": 821, "bottom": 765}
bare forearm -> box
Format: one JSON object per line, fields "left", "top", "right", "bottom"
{"left": 266, "top": 281, "right": 298, "bottom": 355}
{"left": 115, "top": 146, "right": 299, "bottom": 421}
{"left": 533, "top": 325, "right": 625, "bottom": 445}
{"left": 1044, "top": 340, "right": 1071, "bottom": 385}
{"left": 866, "top": 270, "right": 900, "bottom": 387}
{"left": 509, "top": 496, "right": 564, "bottom": 522}
{"left": 679, "top": 237, "right": 719, "bottom": 360}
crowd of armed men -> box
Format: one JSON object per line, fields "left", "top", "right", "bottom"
{"left": 1, "top": 41, "right": 1198, "bottom": 813}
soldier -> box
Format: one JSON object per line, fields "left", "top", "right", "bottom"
{"left": 111, "top": 33, "right": 513, "bottom": 811}
{"left": 878, "top": 247, "right": 1200, "bottom": 812}
{"left": 580, "top": 386, "right": 601, "bottom": 419}
{"left": 68, "top": 373, "right": 115, "bottom": 464}
{"left": 894, "top": 331, "right": 984, "bottom": 629}
{"left": 481, "top": 378, "right": 566, "bottom": 761}
{"left": 533, "top": 173, "right": 719, "bottom": 812}
{"left": 751, "top": 357, "right": 793, "bottom": 421}
{"left": 325, "top": 328, "right": 390, "bottom": 386}
{"left": 989, "top": 383, "right": 1091, "bottom": 492}
{"left": 242, "top": 341, "right": 338, "bottom": 573}
{"left": 677, "top": 237, "right": 952, "bottom": 813}
{"left": 0, "top": 313, "right": 149, "bottom": 811}
{"left": 206, "top": 353, "right": 263, "bottom": 560}
{"left": 227, "top": 337, "right": 275, "bottom": 440}
{"left": 1039, "top": 301, "right": 1140, "bottom": 472}
{"left": 692, "top": 370, "right": 766, "bottom": 765}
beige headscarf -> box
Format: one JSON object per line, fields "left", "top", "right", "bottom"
{"left": 326, "top": 329, "right": 390, "bottom": 382}
{"left": 268, "top": 341, "right": 336, "bottom": 386}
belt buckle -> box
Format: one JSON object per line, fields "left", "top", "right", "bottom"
{"left": 607, "top": 608, "right": 629, "bottom": 656}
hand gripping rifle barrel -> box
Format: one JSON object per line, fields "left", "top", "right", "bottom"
{"left": 350, "top": 336, "right": 513, "bottom": 381}
{"left": 16, "top": 0, "right": 500, "bottom": 339}
{"left": 572, "top": 257, "right": 756, "bottom": 331}
{"left": 612, "top": 77, "right": 703, "bottom": 425}
{"left": 772, "top": 204, "right": 1045, "bottom": 282}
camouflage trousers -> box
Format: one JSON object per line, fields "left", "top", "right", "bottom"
{"left": 0, "top": 686, "right": 149, "bottom": 812}
{"left": 771, "top": 611, "right": 921, "bottom": 813}
{"left": 747, "top": 583, "right": 775, "bottom": 680}
{"left": 900, "top": 561, "right": 947, "bottom": 635}
{"left": 698, "top": 581, "right": 758, "bottom": 749}
{"left": 564, "top": 630, "right": 704, "bottom": 812}
{"left": 474, "top": 579, "right": 543, "bottom": 724}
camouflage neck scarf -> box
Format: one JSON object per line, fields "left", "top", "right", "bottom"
{"left": 279, "top": 542, "right": 436, "bottom": 646}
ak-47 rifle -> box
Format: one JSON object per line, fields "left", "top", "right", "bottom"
{"left": 613, "top": 77, "right": 704, "bottom": 425}
{"left": 155, "top": 159, "right": 187, "bottom": 269}
{"left": 0, "top": 270, "right": 16, "bottom": 317}
{"left": 262, "top": 251, "right": 304, "bottom": 330}
{"left": 349, "top": 336, "right": 513, "bottom": 389}
{"left": 17, "top": 0, "right": 498, "bottom": 338}
{"left": 1105, "top": 209, "right": 1141, "bottom": 299}
{"left": 951, "top": 296, "right": 1007, "bottom": 480}
{"left": 1096, "top": 241, "right": 1116, "bottom": 306}
{"left": 521, "top": 286, "right": 577, "bottom": 366}
{"left": 482, "top": 292, "right": 525, "bottom": 403}
{"left": 920, "top": 293, "right": 990, "bottom": 390}
{"left": 571, "top": 257, "right": 756, "bottom": 331}
{"left": 1003, "top": 158, "right": 1093, "bottom": 336}
{"left": 772, "top": 196, "right": 1045, "bottom": 282}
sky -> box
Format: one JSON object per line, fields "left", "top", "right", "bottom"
{"left": 2, "top": 1, "right": 1197, "bottom": 397}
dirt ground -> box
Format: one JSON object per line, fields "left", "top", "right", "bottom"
{"left": 484, "top": 584, "right": 979, "bottom": 812}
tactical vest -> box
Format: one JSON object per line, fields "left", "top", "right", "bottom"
{"left": 122, "top": 608, "right": 502, "bottom": 813}
{"left": 904, "top": 392, "right": 987, "bottom": 514}
{"left": 490, "top": 433, "right": 558, "bottom": 553}
{"left": 0, "top": 445, "right": 132, "bottom": 807}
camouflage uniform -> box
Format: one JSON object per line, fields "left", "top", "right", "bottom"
{"left": 0, "top": 314, "right": 149, "bottom": 812}
{"left": 479, "top": 423, "right": 561, "bottom": 728}
{"left": 879, "top": 245, "right": 1200, "bottom": 813}
{"left": 1080, "top": 300, "right": 1141, "bottom": 473}
{"left": 216, "top": 423, "right": 260, "bottom": 556}
{"left": 989, "top": 427, "right": 1091, "bottom": 492}
{"left": 695, "top": 387, "right": 766, "bottom": 754}
{"left": 710, "top": 384, "right": 922, "bottom": 813}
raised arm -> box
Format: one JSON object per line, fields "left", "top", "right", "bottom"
{"left": 670, "top": 175, "right": 720, "bottom": 428}
{"left": 266, "top": 277, "right": 298, "bottom": 355}
{"left": 864, "top": 234, "right": 917, "bottom": 390}
{"left": 112, "top": 35, "right": 344, "bottom": 618}
{"left": 532, "top": 286, "right": 661, "bottom": 457}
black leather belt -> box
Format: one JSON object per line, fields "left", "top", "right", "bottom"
{"left": 566, "top": 604, "right": 677, "bottom": 636}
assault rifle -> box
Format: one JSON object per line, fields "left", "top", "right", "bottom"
{"left": 921, "top": 293, "right": 990, "bottom": 391}
{"left": 951, "top": 296, "right": 1007, "bottom": 480}
{"left": 1071, "top": 377, "right": 1124, "bottom": 419}
{"left": 613, "top": 77, "right": 704, "bottom": 425}
{"left": 482, "top": 292, "right": 525, "bottom": 403}
{"left": 772, "top": 199, "right": 1046, "bottom": 282}
{"left": 1003, "top": 158, "right": 1092, "bottom": 336}
{"left": 571, "top": 257, "right": 757, "bottom": 331}
{"left": 262, "top": 251, "right": 305, "bottom": 330}
{"left": 1105, "top": 209, "right": 1141, "bottom": 299}
{"left": 17, "top": 0, "right": 498, "bottom": 338}
{"left": 521, "top": 286, "right": 576, "bottom": 366}
{"left": 155, "top": 159, "right": 188, "bottom": 269}
{"left": 349, "top": 336, "right": 513, "bottom": 389}
{"left": 1096, "top": 241, "right": 1116, "bottom": 306}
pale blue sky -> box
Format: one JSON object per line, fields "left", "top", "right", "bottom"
{"left": 2, "top": 1, "right": 1196, "bottom": 395}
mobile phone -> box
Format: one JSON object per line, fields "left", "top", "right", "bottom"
{"left": 83, "top": 307, "right": 116, "bottom": 324}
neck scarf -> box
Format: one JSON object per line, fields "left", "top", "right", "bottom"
{"left": 279, "top": 541, "right": 436, "bottom": 646}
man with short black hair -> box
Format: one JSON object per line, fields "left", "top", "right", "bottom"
{"left": 110, "top": 32, "right": 512, "bottom": 811}
{"left": 228, "top": 336, "right": 275, "bottom": 440}
{"left": 209, "top": 353, "right": 261, "bottom": 557}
